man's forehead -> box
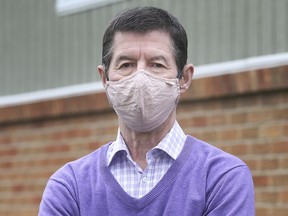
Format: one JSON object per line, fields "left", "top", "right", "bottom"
{"left": 112, "top": 31, "right": 172, "bottom": 46}
{"left": 111, "top": 31, "right": 174, "bottom": 58}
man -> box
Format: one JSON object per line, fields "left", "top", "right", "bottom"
{"left": 39, "top": 6, "right": 254, "bottom": 215}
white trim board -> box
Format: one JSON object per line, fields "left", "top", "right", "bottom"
{"left": 55, "top": 0, "right": 124, "bottom": 16}
{"left": 0, "top": 82, "right": 104, "bottom": 108}
{"left": 194, "top": 52, "right": 288, "bottom": 79}
{"left": 0, "top": 52, "right": 288, "bottom": 108}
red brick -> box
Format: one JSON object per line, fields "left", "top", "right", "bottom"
{"left": 279, "top": 157, "right": 288, "bottom": 169}
{"left": 220, "top": 129, "right": 240, "bottom": 140}
{"left": 273, "top": 141, "right": 288, "bottom": 153}
{"left": 260, "top": 159, "right": 279, "bottom": 170}
{"left": 209, "top": 114, "right": 227, "bottom": 125}
{"left": 283, "top": 124, "right": 288, "bottom": 136}
{"left": 0, "top": 148, "right": 18, "bottom": 157}
{"left": 256, "top": 191, "right": 278, "bottom": 203}
{"left": 251, "top": 143, "right": 272, "bottom": 154}
{"left": 241, "top": 127, "right": 259, "bottom": 139}
{"left": 191, "top": 116, "right": 208, "bottom": 127}
{"left": 272, "top": 175, "right": 288, "bottom": 186}
{"left": 273, "top": 108, "right": 288, "bottom": 121}
{"left": 271, "top": 208, "right": 288, "bottom": 216}
{"left": 229, "top": 144, "right": 249, "bottom": 155}
{"left": 261, "top": 125, "right": 282, "bottom": 138}
{"left": 256, "top": 208, "right": 271, "bottom": 216}
{"left": 44, "top": 144, "right": 70, "bottom": 153}
{"left": 229, "top": 112, "right": 248, "bottom": 124}
{"left": 245, "top": 159, "right": 257, "bottom": 170}
{"left": 248, "top": 109, "right": 273, "bottom": 122}
{"left": 256, "top": 207, "right": 288, "bottom": 216}
{"left": 0, "top": 136, "right": 12, "bottom": 145}
{"left": 201, "top": 131, "right": 220, "bottom": 142}
{"left": 253, "top": 175, "right": 272, "bottom": 187}
{"left": 52, "top": 129, "right": 92, "bottom": 139}
{"left": 245, "top": 158, "right": 281, "bottom": 171}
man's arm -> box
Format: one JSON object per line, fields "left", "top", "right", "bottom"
{"left": 204, "top": 165, "right": 255, "bottom": 216}
{"left": 38, "top": 166, "right": 80, "bottom": 216}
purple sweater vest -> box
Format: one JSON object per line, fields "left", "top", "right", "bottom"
{"left": 39, "top": 136, "right": 254, "bottom": 215}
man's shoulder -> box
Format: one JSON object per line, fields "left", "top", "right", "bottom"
{"left": 185, "top": 135, "right": 253, "bottom": 193}
{"left": 186, "top": 135, "right": 247, "bottom": 171}
{"left": 50, "top": 143, "right": 111, "bottom": 182}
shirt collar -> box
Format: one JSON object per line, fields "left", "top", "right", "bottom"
{"left": 107, "top": 121, "right": 186, "bottom": 166}
{"left": 154, "top": 121, "right": 186, "bottom": 160}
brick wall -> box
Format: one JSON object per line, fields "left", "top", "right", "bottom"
{"left": 0, "top": 66, "right": 287, "bottom": 215}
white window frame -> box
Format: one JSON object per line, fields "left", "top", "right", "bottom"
{"left": 55, "top": 0, "right": 124, "bottom": 16}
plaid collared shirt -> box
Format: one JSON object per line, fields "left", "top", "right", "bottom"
{"left": 107, "top": 121, "right": 186, "bottom": 198}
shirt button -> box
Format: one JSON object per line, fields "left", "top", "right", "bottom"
{"left": 142, "top": 177, "right": 148, "bottom": 183}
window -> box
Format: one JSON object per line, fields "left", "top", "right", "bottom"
{"left": 56, "top": 0, "right": 124, "bottom": 16}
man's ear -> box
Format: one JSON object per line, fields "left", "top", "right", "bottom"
{"left": 97, "top": 65, "right": 107, "bottom": 86}
{"left": 179, "top": 63, "right": 194, "bottom": 94}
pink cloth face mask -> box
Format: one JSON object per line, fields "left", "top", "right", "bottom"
{"left": 105, "top": 70, "right": 180, "bottom": 132}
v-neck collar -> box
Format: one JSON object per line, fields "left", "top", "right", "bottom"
{"left": 100, "top": 135, "right": 196, "bottom": 209}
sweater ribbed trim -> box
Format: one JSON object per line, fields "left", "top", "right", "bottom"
{"left": 100, "top": 135, "right": 197, "bottom": 209}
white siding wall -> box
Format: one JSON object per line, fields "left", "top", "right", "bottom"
{"left": 0, "top": 0, "right": 287, "bottom": 95}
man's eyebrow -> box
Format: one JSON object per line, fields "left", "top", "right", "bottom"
{"left": 114, "top": 55, "right": 170, "bottom": 66}
{"left": 115, "top": 55, "right": 136, "bottom": 65}
{"left": 150, "top": 55, "right": 170, "bottom": 65}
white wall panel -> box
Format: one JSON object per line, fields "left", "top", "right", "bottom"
{"left": 0, "top": 0, "right": 287, "bottom": 96}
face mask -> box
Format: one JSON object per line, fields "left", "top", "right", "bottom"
{"left": 105, "top": 70, "right": 180, "bottom": 132}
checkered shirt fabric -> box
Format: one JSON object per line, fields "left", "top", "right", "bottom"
{"left": 107, "top": 121, "right": 186, "bottom": 198}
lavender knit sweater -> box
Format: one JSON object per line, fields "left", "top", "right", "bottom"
{"left": 39, "top": 136, "right": 254, "bottom": 215}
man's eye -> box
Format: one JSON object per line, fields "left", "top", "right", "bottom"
{"left": 119, "top": 63, "right": 133, "bottom": 68}
{"left": 152, "top": 63, "right": 165, "bottom": 68}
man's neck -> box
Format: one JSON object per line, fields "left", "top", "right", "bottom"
{"left": 119, "top": 111, "right": 176, "bottom": 170}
